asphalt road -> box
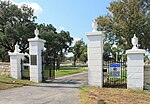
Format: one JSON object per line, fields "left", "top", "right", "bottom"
{"left": 0, "top": 72, "right": 88, "bottom": 104}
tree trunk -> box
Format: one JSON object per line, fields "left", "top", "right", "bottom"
{"left": 73, "top": 56, "right": 76, "bottom": 67}
{"left": 56, "top": 58, "right": 60, "bottom": 70}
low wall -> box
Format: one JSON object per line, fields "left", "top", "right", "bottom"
{"left": 144, "top": 65, "right": 150, "bottom": 90}
{"left": 0, "top": 62, "right": 10, "bottom": 76}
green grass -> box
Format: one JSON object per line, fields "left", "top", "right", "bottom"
{"left": 42, "top": 67, "right": 87, "bottom": 79}
{"left": 21, "top": 66, "right": 88, "bottom": 81}
{"left": 0, "top": 75, "right": 36, "bottom": 90}
{"left": 22, "top": 66, "right": 87, "bottom": 79}
{"left": 55, "top": 67, "right": 87, "bottom": 77}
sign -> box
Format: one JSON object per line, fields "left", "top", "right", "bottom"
{"left": 31, "top": 55, "right": 37, "bottom": 65}
{"left": 109, "top": 63, "right": 121, "bottom": 78}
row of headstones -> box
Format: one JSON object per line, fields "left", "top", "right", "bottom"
{"left": 87, "top": 20, "right": 145, "bottom": 90}
{"left": 9, "top": 28, "right": 46, "bottom": 82}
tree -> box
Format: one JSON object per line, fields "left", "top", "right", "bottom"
{"left": 79, "top": 44, "right": 87, "bottom": 64}
{"left": 56, "top": 30, "right": 73, "bottom": 69}
{"left": 97, "top": 0, "right": 150, "bottom": 50}
{"left": 39, "top": 24, "right": 73, "bottom": 69}
{"left": 71, "top": 40, "right": 86, "bottom": 66}
{"left": 0, "top": 46, "right": 9, "bottom": 62}
{"left": 0, "top": 1, "right": 36, "bottom": 53}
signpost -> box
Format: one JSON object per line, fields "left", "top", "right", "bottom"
{"left": 109, "top": 63, "right": 121, "bottom": 78}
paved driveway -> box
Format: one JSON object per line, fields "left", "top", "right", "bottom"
{"left": 0, "top": 72, "right": 87, "bottom": 104}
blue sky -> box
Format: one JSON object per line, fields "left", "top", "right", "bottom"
{"left": 8, "top": 0, "right": 112, "bottom": 42}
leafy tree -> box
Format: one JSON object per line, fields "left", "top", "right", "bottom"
{"left": 0, "top": 0, "right": 36, "bottom": 53}
{"left": 0, "top": 46, "right": 9, "bottom": 62}
{"left": 39, "top": 24, "right": 73, "bottom": 69}
{"left": 97, "top": 0, "right": 150, "bottom": 50}
{"left": 71, "top": 40, "right": 86, "bottom": 66}
{"left": 79, "top": 44, "right": 87, "bottom": 63}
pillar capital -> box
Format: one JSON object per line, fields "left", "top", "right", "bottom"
{"left": 126, "top": 49, "right": 145, "bottom": 55}
{"left": 87, "top": 31, "right": 105, "bottom": 37}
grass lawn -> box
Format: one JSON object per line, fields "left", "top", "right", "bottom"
{"left": 79, "top": 86, "right": 150, "bottom": 104}
{"left": 55, "top": 67, "right": 87, "bottom": 77}
{"left": 41, "top": 66, "right": 87, "bottom": 80}
{"left": 23, "top": 66, "right": 87, "bottom": 78}
{"left": 0, "top": 75, "right": 36, "bottom": 90}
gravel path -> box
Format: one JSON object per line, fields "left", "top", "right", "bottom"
{"left": 0, "top": 72, "right": 87, "bottom": 104}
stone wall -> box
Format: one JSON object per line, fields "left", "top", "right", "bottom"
{"left": 0, "top": 62, "right": 10, "bottom": 76}
{"left": 144, "top": 65, "right": 150, "bottom": 90}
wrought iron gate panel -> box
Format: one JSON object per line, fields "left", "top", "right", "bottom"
{"left": 21, "top": 59, "right": 30, "bottom": 80}
{"left": 103, "top": 59, "right": 127, "bottom": 88}
{"left": 41, "top": 51, "right": 55, "bottom": 82}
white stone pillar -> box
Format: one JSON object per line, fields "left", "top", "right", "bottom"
{"left": 28, "top": 28, "right": 46, "bottom": 82}
{"left": 9, "top": 44, "right": 24, "bottom": 79}
{"left": 126, "top": 35, "right": 145, "bottom": 90}
{"left": 87, "top": 20, "right": 104, "bottom": 87}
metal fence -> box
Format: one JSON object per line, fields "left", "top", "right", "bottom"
{"left": 103, "top": 59, "right": 127, "bottom": 88}
{"left": 21, "top": 59, "right": 30, "bottom": 80}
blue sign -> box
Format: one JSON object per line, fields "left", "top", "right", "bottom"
{"left": 110, "top": 64, "right": 120, "bottom": 67}
{"left": 109, "top": 63, "right": 121, "bottom": 78}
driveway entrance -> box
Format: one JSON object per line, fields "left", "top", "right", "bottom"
{"left": 0, "top": 72, "right": 87, "bottom": 104}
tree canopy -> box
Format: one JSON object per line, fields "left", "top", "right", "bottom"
{"left": 0, "top": 0, "right": 36, "bottom": 53}
{"left": 39, "top": 24, "right": 73, "bottom": 69}
{"left": 0, "top": 1, "right": 74, "bottom": 63}
{"left": 71, "top": 40, "right": 87, "bottom": 66}
{"left": 97, "top": 0, "right": 150, "bottom": 51}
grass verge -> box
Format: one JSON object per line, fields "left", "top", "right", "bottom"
{"left": 0, "top": 75, "right": 36, "bottom": 90}
{"left": 79, "top": 86, "right": 150, "bottom": 104}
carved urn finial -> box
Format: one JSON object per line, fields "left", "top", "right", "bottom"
{"left": 92, "top": 19, "right": 98, "bottom": 32}
{"left": 131, "top": 34, "right": 138, "bottom": 49}
{"left": 34, "top": 27, "right": 39, "bottom": 38}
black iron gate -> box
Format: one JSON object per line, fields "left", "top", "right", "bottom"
{"left": 103, "top": 59, "right": 127, "bottom": 88}
{"left": 41, "top": 51, "right": 55, "bottom": 82}
{"left": 21, "top": 58, "right": 30, "bottom": 80}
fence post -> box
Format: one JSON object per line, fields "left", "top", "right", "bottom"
{"left": 28, "top": 28, "right": 46, "bottom": 82}
{"left": 9, "top": 43, "right": 24, "bottom": 79}
{"left": 126, "top": 35, "right": 145, "bottom": 90}
{"left": 86, "top": 20, "right": 105, "bottom": 87}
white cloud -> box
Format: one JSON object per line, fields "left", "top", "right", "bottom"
{"left": 59, "top": 27, "right": 65, "bottom": 30}
{"left": 1, "top": 0, "right": 43, "bottom": 16}
{"left": 73, "top": 38, "right": 81, "bottom": 43}
{"left": 19, "top": 2, "right": 43, "bottom": 16}
{"left": 72, "top": 37, "right": 81, "bottom": 45}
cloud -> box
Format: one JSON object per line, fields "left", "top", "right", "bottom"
{"left": 1, "top": 0, "right": 43, "bottom": 16}
{"left": 73, "top": 38, "right": 81, "bottom": 42}
{"left": 59, "top": 27, "right": 65, "bottom": 30}
{"left": 19, "top": 2, "right": 43, "bottom": 16}
{"left": 72, "top": 37, "right": 81, "bottom": 45}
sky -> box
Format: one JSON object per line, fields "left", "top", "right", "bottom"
{"left": 3, "top": 0, "right": 113, "bottom": 42}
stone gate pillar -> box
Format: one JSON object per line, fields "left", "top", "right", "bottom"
{"left": 28, "top": 28, "right": 46, "bottom": 82}
{"left": 126, "top": 35, "right": 145, "bottom": 90}
{"left": 86, "top": 20, "right": 104, "bottom": 87}
{"left": 9, "top": 43, "right": 24, "bottom": 79}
